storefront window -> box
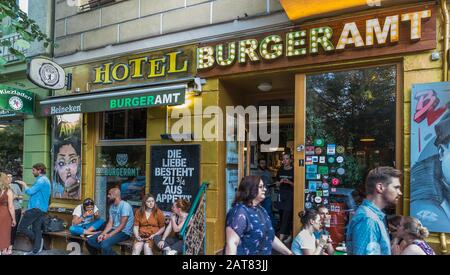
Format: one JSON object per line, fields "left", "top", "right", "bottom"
{"left": 102, "top": 109, "right": 146, "bottom": 140}
{"left": 94, "top": 145, "right": 146, "bottom": 219}
{"left": 305, "top": 65, "right": 397, "bottom": 246}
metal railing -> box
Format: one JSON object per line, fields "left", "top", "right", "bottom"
{"left": 0, "top": 34, "right": 28, "bottom": 63}
{"left": 180, "top": 182, "right": 209, "bottom": 255}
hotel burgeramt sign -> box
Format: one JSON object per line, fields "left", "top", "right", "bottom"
{"left": 39, "top": 46, "right": 196, "bottom": 116}
{"left": 197, "top": 4, "right": 436, "bottom": 77}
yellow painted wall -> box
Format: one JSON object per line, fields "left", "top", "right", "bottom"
{"left": 402, "top": 7, "right": 450, "bottom": 253}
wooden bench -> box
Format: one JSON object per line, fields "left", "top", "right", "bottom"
{"left": 43, "top": 230, "right": 133, "bottom": 255}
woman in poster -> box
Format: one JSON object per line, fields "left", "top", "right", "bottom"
{"left": 53, "top": 137, "right": 81, "bottom": 199}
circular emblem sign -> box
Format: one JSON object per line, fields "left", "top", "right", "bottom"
{"left": 336, "top": 156, "right": 344, "bottom": 163}
{"left": 39, "top": 63, "right": 60, "bottom": 87}
{"left": 315, "top": 196, "right": 322, "bottom": 203}
{"left": 315, "top": 147, "right": 323, "bottom": 155}
{"left": 328, "top": 157, "right": 335, "bottom": 163}
{"left": 8, "top": 96, "right": 23, "bottom": 111}
{"left": 337, "top": 168, "right": 346, "bottom": 175}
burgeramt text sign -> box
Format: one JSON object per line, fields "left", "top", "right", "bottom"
{"left": 197, "top": 4, "right": 436, "bottom": 77}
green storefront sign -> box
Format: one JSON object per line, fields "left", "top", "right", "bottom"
{"left": 39, "top": 86, "right": 186, "bottom": 116}
{"left": 0, "top": 84, "right": 35, "bottom": 115}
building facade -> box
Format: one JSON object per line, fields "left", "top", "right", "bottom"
{"left": 10, "top": 0, "right": 450, "bottom": 254}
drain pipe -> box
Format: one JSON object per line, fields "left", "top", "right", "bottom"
{"left": 440, "top": 0, "right": 449, "bottom": 255}
{"left": 442, "top": 0, "right": 449, "bottom": 81}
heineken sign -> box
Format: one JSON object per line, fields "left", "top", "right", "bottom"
{"left": 0, "top": 85, "right": 35, "bottom": 115}
{"left": 39, "top": 86, "right": 185, "bottom": 116}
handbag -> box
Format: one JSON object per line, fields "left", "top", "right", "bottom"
{"left": 43, "top": 215, "right": 66, "bottom": 232}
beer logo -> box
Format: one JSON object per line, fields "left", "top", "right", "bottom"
{"left": 39, "top": 63, "right": 60, "bottom": 87}
{"left": 8, "top": 96, "right": 23, "bottom": 111}
{"left": 116, "top": 153, "right": 128, "bottom": 166}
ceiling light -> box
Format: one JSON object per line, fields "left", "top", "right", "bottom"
{"left": 257, "top": 82, "right": 272, "bottom": 92}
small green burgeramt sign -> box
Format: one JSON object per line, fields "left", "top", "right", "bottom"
{"left": 39, "top": 87, "right": 185, "bottom": 116}
{"left": 0, "top": 84, "right": 35, "bottom": 115}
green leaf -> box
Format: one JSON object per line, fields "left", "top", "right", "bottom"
{"left": 8, "top": 48, "right": 25, "bottom": 60}
{"left": 14, "top": 39, "right": 31, "bottom": 49}
{"left": 0, "top": 40, "right": 12, "bottom": 47}
{"left": 0, "top": 57, "right": 7, "bottom": 66}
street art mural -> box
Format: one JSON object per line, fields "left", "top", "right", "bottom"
{"left": 410, "top": 82, "right": 450, "bottom": 233}
{"left": 52, "top": 114, "right": 82, "bottom": 200}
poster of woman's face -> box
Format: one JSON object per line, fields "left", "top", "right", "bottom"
{"left": 52, "top": 114, "right": 82, "bottom": 200}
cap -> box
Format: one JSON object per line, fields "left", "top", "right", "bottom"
{"left": 434, "top": 110, "right": 450, "bottom": 146}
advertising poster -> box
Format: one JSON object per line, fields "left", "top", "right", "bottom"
{"left": 52, "top": 114, "right": 82, "bottom": 200}
{"left": 410, "top": 82, "right": 450, "bottom": 233}
{"left": 150, "top": 144, "right": 200, "bottom": 212}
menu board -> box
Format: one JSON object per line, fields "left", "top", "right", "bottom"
{"left": 150, "top": 144, "right": 200, "bottom": 212}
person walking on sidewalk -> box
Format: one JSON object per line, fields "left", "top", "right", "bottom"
{"left": 16, "top": 163, "right": 51, "bottom": 255}
{"left": 225, "top": 176, "right": 293, "bottom": 255}
{"left": 346, "top": 166, "right": 402, "bottom": 255}
{"left": 0, "top": 173, "right": 17, "bottom": 255}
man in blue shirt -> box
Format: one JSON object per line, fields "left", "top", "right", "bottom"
{"left": 346, "top": 166, "right": 402, "bottom": 255}
{"left": 16, "top": 163, "right": 51, "bottom": 255}
{"left": 86, "top": 188, "right": 134, "bottom": 255}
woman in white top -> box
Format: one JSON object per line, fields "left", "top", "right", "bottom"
{"left": 291, "top": 209, "right": 334, "bottom": 255}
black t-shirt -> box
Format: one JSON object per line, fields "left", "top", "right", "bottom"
{"left": 277, "top": 167, "right": 294, "bottom": 211}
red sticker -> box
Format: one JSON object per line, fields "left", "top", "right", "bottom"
{"left": 332, "top": 178, "right": 340, "bottom": 186}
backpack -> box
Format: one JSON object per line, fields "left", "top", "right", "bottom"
{"left": 42, "top": 215, "right": 66, "bottom": 232}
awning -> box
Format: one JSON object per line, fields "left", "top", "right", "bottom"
{"left": 0, "top": 84, "right": 35, "bottom": 115}
{"left": 279, "top": 0, "right": 424, "bottom": 21}
{"left": 38, "top": 84, "right": 186, "bottom": 116}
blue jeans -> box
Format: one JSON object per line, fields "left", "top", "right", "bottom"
{"left": 17, "top": 208, "right": 45, "bottom": 253}
{"left": 69, "top": 219, "right": 105, "bottom": 236}
{"left": 86, "top": 230, "right": 130, "bottom": 255}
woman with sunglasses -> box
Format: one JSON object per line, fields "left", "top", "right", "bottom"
{"left": 69, "top": 198, "right": 105, "bottom": 237}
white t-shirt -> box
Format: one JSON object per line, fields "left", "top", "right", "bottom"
{"left": 72, "top": 204, "right": 99, "bottom": 225}
{"left": 291, "top": 229, "right": 316, "bottom": 255}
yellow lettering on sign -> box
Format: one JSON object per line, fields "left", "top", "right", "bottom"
{"left": 167, "top": 51, "right": 188, "bottom": 73}
{"left": 111, "top": 63, "right": 130, "bottom": 81}
{"left": 336, "top": 22, "right": 365, "bottom": 50}
{"left": 93, "top": 63, "right": 113, "bottom": 84}
{"left": 148, "top": 57, "right": 166, "bottom": 78}
{"left": 401, "top": 10, "right": 431, "bottom": 40}
{"left": 197, "top": 46, "right": 215, "bottom": 69}
{"left": 366, "top": 16, "right": 399, "bottom": 46}
{"left": 128, "top": 57, "right": 148, "bottom": 78}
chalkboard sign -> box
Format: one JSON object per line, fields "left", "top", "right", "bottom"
{"left": 150, "top": 144, "right": 200, "bottom": 212}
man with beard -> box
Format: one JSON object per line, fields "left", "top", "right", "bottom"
{"left": 16, "top": 163, "right": 51, "bottom": 255}
{"left": 410, "top": 111, "right": 450, "bottom": 232}
{"left": 86, "top": 188, "right": 134, "bottom": 255}
{"left": 346, "top": 167, "right": 402, "bottom": 255}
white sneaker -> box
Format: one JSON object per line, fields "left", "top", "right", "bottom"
{"left": 166, "top": 250, "right": 178, "bottom": 255}
{"left": 38, "top": 238, "right": 44, "bottom": 253}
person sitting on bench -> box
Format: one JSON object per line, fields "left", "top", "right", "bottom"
{"left": 86, "top": 188, "right": 134, "bottom": 255}
{"left": 69, "top": 198, "right": 105, "bottom": 237}
{"left": 154, "top": 199, "right": 190, "bottom": 255}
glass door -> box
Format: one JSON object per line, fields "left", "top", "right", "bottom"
{"left": 302, "top": 65, "right": 398, "bottom": 247}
